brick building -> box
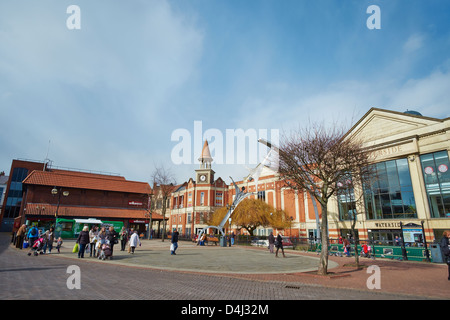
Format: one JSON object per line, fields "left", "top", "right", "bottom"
{"left": 226, "top": 164, "right": 322, "bottom": 239}
{"left": 0, "top": 159, "right": 164, "bottom": 235}
{"left": 168, "top": 141, "right": 229, "bottom": 236}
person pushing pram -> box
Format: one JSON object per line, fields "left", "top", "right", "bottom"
{"left": 98, "top": 241, "right": 113, "bottom": 260}
{"left": 27, "top": 236, "right": 45, "bottom": 256}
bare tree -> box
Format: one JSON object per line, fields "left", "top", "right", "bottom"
{"left": 151, "top": 165, "right": 176, "bottom": 242}
{"left": 336, "top": 165, "right": 376, "bottom": 268}
{"left": 277, "top": 122, "right": 372, "bottom": 275}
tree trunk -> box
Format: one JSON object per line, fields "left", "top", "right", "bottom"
{"left": 318, "top": 202, "right": 329, "bottom": 275}
{"left": 161, "top": 199, "right": 167, "bottom": 242}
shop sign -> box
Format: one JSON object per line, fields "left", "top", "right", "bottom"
{"left": 374, "top": 222, "right": 401, "bottom": 228}
{"left": 128, "top": 201, "right": 143, "bottom": 206}
{"left": 370, "top": 146, "right": 402, "bottom": 159}
{"left": 129, "top": 220, "right": 148, "bottom": 224}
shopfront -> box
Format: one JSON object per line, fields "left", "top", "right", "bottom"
{"left": 26, "top": 217, "right": 55, "bottom": 234}
{"left": 330, "top": 108, "right": 450, "bottom": 244}
{"left": 129, "top": 219, "right": 148, "bottom": 236}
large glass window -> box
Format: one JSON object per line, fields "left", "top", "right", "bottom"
{"left": 337, "top": 175, "right": 356, "bottom": 221}
{"left": 4, "top": 167, "right": 28, "bottom": 218}
{"left": 363, "top": 158, "right": 416, "bottom": 220}
{"left": 420, "top": 151, "right": 450, "bottom": 218}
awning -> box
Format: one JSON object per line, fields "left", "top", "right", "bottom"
{"left": 74, "top": 218, "right": 103, "bottom": 224}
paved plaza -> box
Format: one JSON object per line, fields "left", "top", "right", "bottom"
{"left": 1, "top": 232, "right": 449, "bottom": 304}
{"left": 54, "top": 237, "right": 338, "bottom": 274}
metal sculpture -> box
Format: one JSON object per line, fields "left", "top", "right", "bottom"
{"left": 197, "top": 176, "right": 253, "bottom": 243}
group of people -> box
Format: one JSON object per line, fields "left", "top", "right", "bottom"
{"left": 14, "top": 224, "right": 63, "bottom": 254}
{"left": 268, "top": 232, "right": 286, "bottom": 258}
{"left": 75, "top": 225, "right": 142, "bottom": 259}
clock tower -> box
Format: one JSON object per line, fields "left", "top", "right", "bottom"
{"left": 196, "top": 140, "right": 215, "bottom": 184}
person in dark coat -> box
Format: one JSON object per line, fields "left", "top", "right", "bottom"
{"left": 106, "top": 226, "right": 118, "bottom": 258}
{"left": 171, "top": 230, "right": 179, "bottom": 255}
{"left": 439, "top": 230, "right": 450, "bottom": 280}
{"left": 76, "top": 226, "right": 90, "bottom": 258}
{"left": 275, "top": 233, "right": 285, "bottom": 258}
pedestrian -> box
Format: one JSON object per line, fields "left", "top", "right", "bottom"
{"left": 343, "top": 237, "right": 351, "bottom": 257}
{"left": 231, "top": 231, "right": 235, "bottom": 246}
{"left": 171, "top": 230, "right": 179, "bottom": 255}
{"left": 129, "top": 230, "right": 141, "bottom": 254}
{"left": 27, "top": 225, "right": 39, "bottom": 248}
{"left": 89, "top": 225, "right": 98, "bottom": 257}
{"left": 439, "top": 230, "right": 450, "bottom": 281}
{"left": 106, "top": 226, "right": 118, "bottom": 258}
{"left": 42, "top": 227, "right": 55, "bottom": 254}
{"left": 119, "top": 226, "right": 128, "bottom": 251}
{"left": 15, "top": 224, "right": 27, "bottom": 249}
{"left": 128, "top": 228, "right": 134, "bottom": 239}
{"left": 268, "top": 232, "right": 275, "bottom": 254}
{"left": 56, "top": 237, "right": 63, "bottom": 253}
{"left": 76, "top": 226, "right": 90, "bottom": 258}
{"left": 199, "top": 233, "right": 206, "bottom": 246}
{"left": 98, "top": 227, "right": 107, "bottom": 245}
{"left": 275, "top": 233, "right": 285, "bottom": 258}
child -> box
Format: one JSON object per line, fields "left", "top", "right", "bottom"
{"left": 56, "top": 237, "right": 63, "bottom": 253}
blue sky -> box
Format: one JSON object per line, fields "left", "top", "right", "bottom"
{"left": 1, "top": 0, "right": 450, "bottom": 184}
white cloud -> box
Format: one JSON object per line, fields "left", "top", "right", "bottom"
{"left": 0, "top": 1, "right": 204, "bottom": 180}
{"left": 403, "top": 33, "right": 425, "bottom": 53}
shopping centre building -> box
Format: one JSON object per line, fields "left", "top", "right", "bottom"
{"left": 329, "top": 108, "right": 450, "bottom": 244}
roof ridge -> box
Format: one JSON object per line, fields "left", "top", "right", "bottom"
{"left": 23, "top": 170, "right": 152, "bottom": 194}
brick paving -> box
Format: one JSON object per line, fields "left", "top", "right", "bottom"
{"left": 1, "top": 233, "right": 448, "bottom": 302}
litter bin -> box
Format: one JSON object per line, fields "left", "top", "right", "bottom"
{"left": 220, "top": 236, "right": 227, "bottom": 247}
{"left": 430, "top": 244, "right": 443, "bottom": 263}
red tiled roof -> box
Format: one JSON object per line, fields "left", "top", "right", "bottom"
{"left": 23, "top": 170, "right": 152, "bottom": 194}
{"left": 26, "top": 203, "right": 165, "bottom": 220}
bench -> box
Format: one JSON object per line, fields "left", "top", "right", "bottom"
{"left": 206, "top": 237, "right": 219, "bottom": 246}
{"left": 196, "top": 236, "right": 219, "bottom": 246}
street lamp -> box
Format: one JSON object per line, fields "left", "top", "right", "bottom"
{"left": 52, "top": 187, "right": 69, "bottom": 223}
{"left": 228, "top": 217, "right": 232, "bottom": 247}
{"left": 421, "top": 220, "right": 431, "bottom": 262}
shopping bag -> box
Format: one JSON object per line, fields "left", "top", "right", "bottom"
{"left": 170, "top": 243, "right": 175, "bottom": 252}
{"left": 72, "top": 243, "right": 79, "bottom": 253}
{"left": 23, "top": 241, "right": 29, "bottom": 249}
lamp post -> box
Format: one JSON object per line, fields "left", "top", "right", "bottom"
{"left": 51, "top": 187, "right": 69, "bottom": 226}
{"left": 421, "top": 220, "right": 431, "bottom": 262}
{"left": 228, "top": 217, "right": 232, "bottom": 247}
{"left": 399, "top": 221, "right": 408, "bottom": 261}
